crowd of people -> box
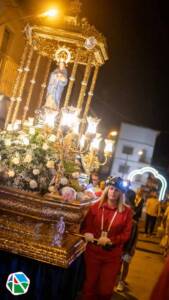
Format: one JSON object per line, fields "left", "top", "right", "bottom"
{"left": 78, "top": 172, "right": 169, "bottom": 300}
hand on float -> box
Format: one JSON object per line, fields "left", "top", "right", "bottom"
{"left": 84, "top": 232, "right": 94, "bottom": 243}
{"left": 97, "top": 236, "right": 112, "bottom": 246}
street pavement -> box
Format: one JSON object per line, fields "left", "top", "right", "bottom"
{"left": 112, "top": 232, "right": 164, "bottom": 300}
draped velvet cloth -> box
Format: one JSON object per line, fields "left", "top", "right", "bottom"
{"left": 0, "top": 251, "right": 84, "bottom": 300}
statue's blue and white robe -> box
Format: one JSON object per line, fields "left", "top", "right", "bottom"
{"left": 45, "top": 67, "right": 68, "bottom": 109}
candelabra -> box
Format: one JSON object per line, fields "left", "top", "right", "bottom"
{"left": 6, "top": 106, "right": 114, "bottom": 175}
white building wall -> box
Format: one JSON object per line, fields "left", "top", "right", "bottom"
{"left": 110, "top": 123, "right": 159, "bottom": 178}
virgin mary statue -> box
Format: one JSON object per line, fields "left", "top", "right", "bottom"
{"left": 44, "top": 61, "right": 68, "bottom": 110}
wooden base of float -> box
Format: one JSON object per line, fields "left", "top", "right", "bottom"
{"left": 0, "top": 186, "right": 93, "bottom": 268}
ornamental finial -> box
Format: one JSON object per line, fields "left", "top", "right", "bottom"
{"left": 68, "top": 0, "right": 82, "bottom": 16}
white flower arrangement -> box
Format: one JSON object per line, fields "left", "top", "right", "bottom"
{"left": 48, "top": 186, "right": 56, "bottom": 193}
{"left": 12, "top": 157, "right": 20, "bottom": 165}
{"left": 46, "top": 160, "right": 55, "bottom": 168}
{"left": 33, "top": 169, "right": 40, "bottom": 175}
{"left": 32, "top": 144, "right": 37, "bottom": 150}
{"left": 48, "top": 134, "right": 57, "bottom": 143}
{"left": 29, "top": 127, "right": 36, "bottom": 135}
{"left": 60, "top": 177, "right": 69, "bottom": 186}
{"left": 72, "top": 172, "right": 80, "bottom": 179}
{"left": 0, "top": 120, "right": 81, "bottom": 194}
{"left": 22, "top": 136, "right": 29, "bottom": 145}
{"left": 29, "top": 179, "right": 38, "bottom": 189}
{"left": 24, "top": 154, "right": 32, "bottom": 163}
{"left": 61, "top": 186, "right": 77, "bottom": 201}
{"left": 8, "top": 170, "right": 15, "bottom": 177}
{"left": 42, "top": 143, "right": 49, "bottom": 150}
{"left": 5, "top": 139, "right": 11, "bottom": 146}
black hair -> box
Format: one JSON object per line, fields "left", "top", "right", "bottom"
{"left": 126, "top": 189, "right": 136, "bottom": 209}
{"left": 89, "top": 171, "right": 99, "bottom": 184}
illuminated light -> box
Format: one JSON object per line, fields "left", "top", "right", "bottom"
{"left": 13, "top": 123, "right": 19, "bottom": 131}
{"left": 86, "top": 116, "right": 100, "bottom": 135}
{"left": 122, "top": 180, "right": 129, "bottom": 187}
{"left": 127, "top": 166, "right": 167, "bottom": 201}
{"left": 23, "top": 120, "right": 30, "bottom": 127}
{"left": 28, "top": 117, "right": 34, "bottom": 126}
{"left": 80, "top": 135, "right": 86, "bottom": 149}
{"left": 90, "top": 134, "right": 102, "bottom": 151}
{"left": 41, "top": 8, "right": 59, "bottom": 18}
{"left": 60, "top": 107, "right": 80, "bottom": 129}
{"left": 15, "top": 119, "right": 21, "bottom": 124}
{"left": 138, "top": 150, "right": 143, "bottom": 156}
{"left": 72, "top": 118, "right": 81, "bottom": 134}
{"left": 110, "top": 131, "right": 118, "bottom": 137}
{"left": 44, "top": 113, "right": 55, "bottom": 128}
{"left": 7, "top": 124, "right": 13, "bottom": 132}
{"left": 13, "top": 120, "right": 21, "bottom": 131}
{"left": 104, "top": 139, "right": 114, "bottom": 154}
{"left": 23, "top": 118, "right": 34, "bottom": 128}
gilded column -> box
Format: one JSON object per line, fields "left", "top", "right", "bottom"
{"left": 37, "top": 59, "right": 52, "bottom": 109}
{"left": 77, "top": 53, "right": 93, "bottom": 109}
{"left": 64, "top": 48, "right": 80, "bottom": 107}
{"left": 4, "top": 43, "right": 29, "bottom": 128}
{"left": 11, "top": 47, "right": 34, "bottom": 124}
{"left": 83, "top": 65, "right": 99, "bottom": 118}
{"left": 22, "top": 54, "right": 41, "bottom": 121}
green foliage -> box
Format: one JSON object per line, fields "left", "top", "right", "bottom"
{"left": 63, "top": 160, "right": 80, "bottom": 175}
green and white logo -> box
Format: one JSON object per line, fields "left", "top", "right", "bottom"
{"left": 6, "top": 272, "right": 30, "bottom": 296}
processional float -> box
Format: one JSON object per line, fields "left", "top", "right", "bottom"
{"left": 0, "top": 1, "right": 112, "bottom": 267}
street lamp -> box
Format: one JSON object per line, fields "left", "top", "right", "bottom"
{"left": 0, "top": 8, "right": 59, "bottom": 26}
{"left": 39, "top": 8, "right": 59, "bottom": 18}
{"left": 138, "top": 150, "right": 144, "bottom": 163}
{"left": 109, "top": 130, "right": 118, "bottom": 137}
{"left": 138, "top": 150, "right": 143, "bottom": 156}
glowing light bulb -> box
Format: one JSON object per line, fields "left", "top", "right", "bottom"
{"left": 28, "top": 117, "right": 34, "bottom": 126}
{"left": 42, "top": 8, "right": 59, "bottom": 18}
{"left": 60, "top": 107, "right": 80, "bottom": 129}
{"left": 72, "top": 118, "right": 80, "bottom": 134}
{"left": 90, "top": 134, "right": 102, "bottom": 151}
{"left": 104, "top": 139, "right": 114, "bottom": 154}
{"left": 80, "top": 135, "right": 86, "bottom": 149}
{"left": 86, "top": 117, "right": 100, "bottom": 135}
{"left": 110, "top": 131, "right": 118, "bottom": 137}
{"left": 7, "top": 124, "right": 13, "bottom": 132}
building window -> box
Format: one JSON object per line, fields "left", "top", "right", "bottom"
{"left": 122, "top": 145, "right": 133, "bottom": 155}
{"left": 0, "top": 27, "right": 12, "bottom": 54}
{"left": 118, "top": 164, "right": 130, "bottom": 174}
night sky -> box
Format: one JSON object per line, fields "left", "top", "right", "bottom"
{"left": 19, "top": 0, "right": 169, "bottom": 168}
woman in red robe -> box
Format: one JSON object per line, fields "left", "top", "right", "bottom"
{"left": 80, "top": 177, "right": 132, "bottom": 300}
